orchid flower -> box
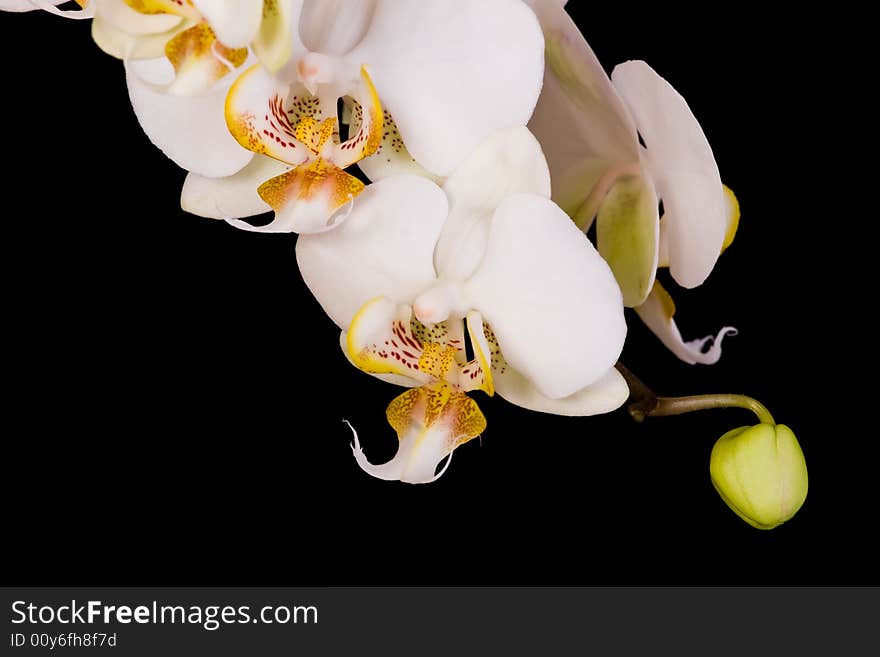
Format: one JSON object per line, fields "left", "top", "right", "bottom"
{"left": 1, "top": 0, "right": 93, "bottom": 18}
{"left": 106, "top": 1, "right": 261, "bottom": 179}
{"left": 178, "top": 0, "right": 545, "bottom": 234}
{"left": 527, "top": 0, "right": 739, "bottom": 365}
{"left": 296, "top": 127, "right": 628, "bottom": 483}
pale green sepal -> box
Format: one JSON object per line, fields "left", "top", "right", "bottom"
{"left": 596, "top": 174, "right": 659, "bottom": 307}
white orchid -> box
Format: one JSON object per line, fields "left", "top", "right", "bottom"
{"left": 1, "top": 0, "right": 93, "bottom": 18}
{"left": 178, "top": 0, "right": 546, "bottom": 234}
{"left": 296, "top": 127, "right": 628, "bottom": 483}
{"left": 527, "top": 0, "right": 739, "bottom": 365}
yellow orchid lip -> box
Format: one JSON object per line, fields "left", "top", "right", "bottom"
{"left": 343, "top": 297, "right": 499, "bottom": 484}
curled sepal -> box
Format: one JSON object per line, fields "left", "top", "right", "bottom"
{"left": 226, "top": 158, "right": 364, "bottom": 234}
{"left": 349, "top": 382, "right": 486, "bottom": 484}
{"left": 634, "top": 280, "right": 736, "bottom": 365}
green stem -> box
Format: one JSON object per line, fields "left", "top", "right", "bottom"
{"left": 615, "top": 363, "right": 775, "bottom": 425}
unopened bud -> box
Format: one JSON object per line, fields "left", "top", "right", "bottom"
{"left": 709, "top": 423, "right": 808, "bottom": 529}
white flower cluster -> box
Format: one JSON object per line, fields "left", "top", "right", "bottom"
{"left": 3, "top": 0, "right": 742, "bottom": 484}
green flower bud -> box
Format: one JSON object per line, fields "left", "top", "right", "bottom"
{"left": 709, "top": 423, "right": 808, "bottom": 529}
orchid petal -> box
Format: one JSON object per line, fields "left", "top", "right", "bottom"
{"left": 348, "top": 0, "right": 544, "bottom": 176}
{"left": 612, "top": 60, "right": 726, "bottom": 289}
{"left": 596, "top": 173, "right": 659, "bottom": 307}
{"left": 498, "top": 363, "right": 628, "bottom": 416}
{"left": 634, "top": 281, "right": 736, "bottom": 365}
{"left": 191, "top": 0, "right": 263, "bottom": 48}
{"left": 224, "top": 63, "right": 318, "bottom": 165}
{"left": 349, "top": 382, "right": 486, "bottom": 484}
{"left": 434, "top": 126, "right": 551, "bottom": 281}
{"left": 296, "top": 175, "right": 447, "bottom": 329}
{"left": 351, "top": 104, "right": 439, "bottom": 184}
{"left": 126, "top": 57, "right": 253, "bottom": 177}
{"left": 163, "top": 22, "right": 248, "bottom": 95}
{"left": 96, "top": 0, "right": 181, "bottom": 34}
{"left": 338, "top": 331, "right": 420, "bottom": 389}
{"left": 299, "top": 0, "right": 376, "bottom": 55}
{"left": 465, "top": 193, "right": 626, "bottom": 399}
{"left": 527, "top": 0, "right": 639, "bottom": 219}
{"left": 181, "top": 154, "right": 291, "bottom": 220}
{"left": 92, "top": 15, "right": 189, "bottom": 60}
{"left": 659, "top": 184, "right": 740, "bottom": 267}
{"left": 345, "top": 297, "right": 434, "bottom": 385}
{"left": 481, "top": 313, "right": 626, "bottom": 415}
{"left": 342, "top": 300, "right": 483, "bottom": 390}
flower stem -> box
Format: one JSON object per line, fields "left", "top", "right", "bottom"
{"left": 615, "top": 363, "right": 775, "bottom": 425}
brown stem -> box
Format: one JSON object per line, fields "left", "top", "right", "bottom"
{"left": 616, "top": 363, "right": 776, "bottom": 425}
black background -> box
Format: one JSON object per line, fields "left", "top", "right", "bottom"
{"left": 1, "top": 5, "right": 868, "bottom": 584}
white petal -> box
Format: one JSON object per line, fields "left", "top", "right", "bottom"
{"left": 94, "top": 0, "right": 181, "bottom": 35}
{"left": 527, "top": 0, "right": 639, "bottom": 220}
{"left": 348, "top": 0, "right": 544, "bottom": 176}
{"left": 191, "top": 0, "right": 263, "bottom": 48}
{"left": 126, "top": 57, "right": 253, "bottom": 177}
{"left": 464, "top": 194, "right": 626, "bottom": 399}
{"left": 612, "top": 60, "right": 726, "bottom": 288}
{"left": 299, "top": 0, "right": 376, "bottom": 55}
{"left": 351, "top": 103, "right": 441, "bottom": 184}
{"left": 181, "top": 155, "right": 290, "bottom": 220}
{"left": 348, "top": 418, "right": 455, "bottom": 484}
{"left": 495, "top": 365, "right": 628, "bottom": 416}
{"left": 295, "top": 175, "right": 447, "bottom": 329}
{"left": 434, "top": 126, "right": 551, "bottom": 281}
{"left": 92, "top": 15, "right": 187, "bottom": 60}
{"left": 634, "top": 281, "right": 737, "bottom": 365}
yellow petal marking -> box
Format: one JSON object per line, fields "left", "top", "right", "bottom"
{"left": 386, "top": 382, "right": 487, "bottom": 449}
{"left": 165, "top": 22, "right": 247, "bottom": 89}
{"left": 346, "top": 299, "right": 496, "bottom": 395}
{"left": 124, "top": 0, "right": 200, "bottom": 19}
{"left": 257, "top": 158, "right": 365, "bottom": 216}
{"left": 721, "top": 184, "right": 740, "bottom": 253}
{"left": 418, "top": 342, "right": 458, "bottom": 381}
{"left": 294, "top": 116, "right": 338, "bottom": 156}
